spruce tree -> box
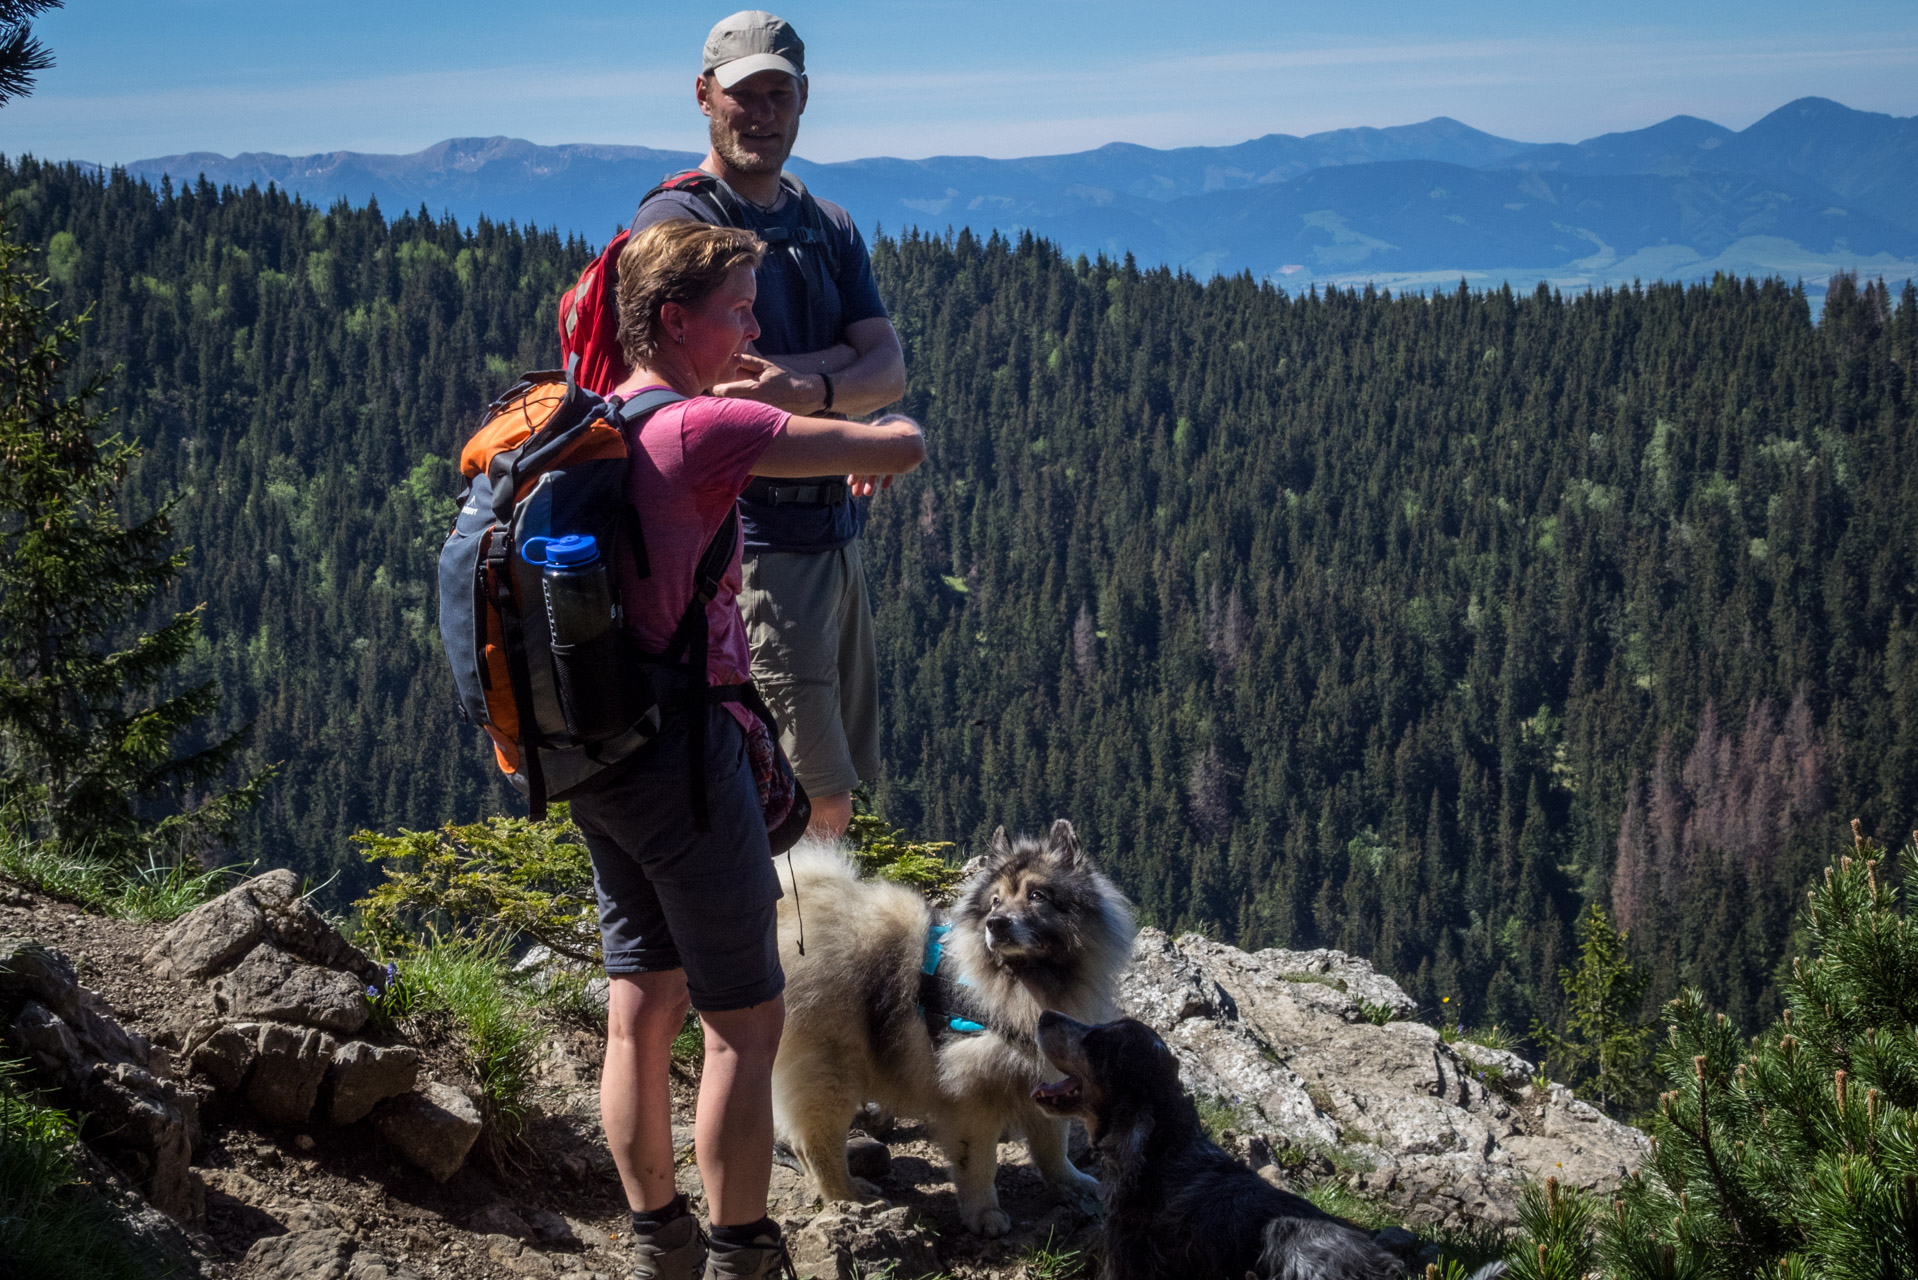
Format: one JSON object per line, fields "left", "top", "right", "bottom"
{"left": 1534, "top": 902, "right": 1654, "bottom": 1114}
{"left": 1597, "top": 822, "right": 1918, "bottom": 1279}
{"left": 0, "top": 229, "right": 268, "bottom": 862}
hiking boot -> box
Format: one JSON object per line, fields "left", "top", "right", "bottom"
{"left": 701, "top": 1222, "right": 797, "bottom": 1280}
{"left": 630, "top": 1211, "right": 708, "bottom": 1280}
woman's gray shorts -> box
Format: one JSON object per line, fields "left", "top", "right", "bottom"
{"left": 568, "top": 706, "right": 785, "bottom": 1012}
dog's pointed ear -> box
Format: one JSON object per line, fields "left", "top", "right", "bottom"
{"left": 1046, "top": 818, "right": 1083, "bottom": 868}
{"left": 985, "top": 825, "right": 1012, "bottom": 865}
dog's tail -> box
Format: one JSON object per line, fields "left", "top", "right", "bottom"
{"left": 1464, "top": 1265, "right": 1509, "bottom": 1280}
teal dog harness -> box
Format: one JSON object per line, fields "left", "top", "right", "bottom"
{"left": 920, "top": 922, "right": 989, "bottom": 1040}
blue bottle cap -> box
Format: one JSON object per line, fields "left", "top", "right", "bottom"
{"left": 520, "top": 534, "right": 600, "bottom": 567}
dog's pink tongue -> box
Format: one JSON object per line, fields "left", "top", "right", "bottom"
{"left": 1032, "top": 1076, "right": 1080, "bottom": 1100}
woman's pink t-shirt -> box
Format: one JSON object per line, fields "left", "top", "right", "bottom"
{"left": 615, "top": 392, "right": 788, "bottom": 724}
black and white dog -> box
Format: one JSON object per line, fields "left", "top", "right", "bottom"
{"left": 1032, "top": 1013, "right": 1507, "bottom": 1280}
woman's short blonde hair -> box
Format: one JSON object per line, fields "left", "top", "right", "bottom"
{"left": 615, "top": 220, "right": 765, "bottom": 365}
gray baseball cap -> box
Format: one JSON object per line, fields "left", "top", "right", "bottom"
{"left": 703, "top": 11, "right": 806, "bottom": 88}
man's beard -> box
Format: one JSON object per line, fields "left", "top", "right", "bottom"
{"left": 710, "top": 116, "right": 795, "bottom": 176}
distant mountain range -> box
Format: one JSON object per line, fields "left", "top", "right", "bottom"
{"left": 99, "top": 97, "right": 1918, "bottom": 297}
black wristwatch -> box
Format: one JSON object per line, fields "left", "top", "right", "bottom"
{"left": 818, "top": 371, "right": 835, "bottom": 413}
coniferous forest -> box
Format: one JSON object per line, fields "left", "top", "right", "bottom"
{"left": 6, "top": 156, "right": 1917, "bottom": 1037}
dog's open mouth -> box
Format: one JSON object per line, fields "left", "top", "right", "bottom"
{"left": 1031, "top": 1073, "right": 1084, "bottom": 1110}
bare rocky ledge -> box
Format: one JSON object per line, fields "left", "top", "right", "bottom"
{"left": 2, "top": 869, "right": 1650, "bottom": 1278}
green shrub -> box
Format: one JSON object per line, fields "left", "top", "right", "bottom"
{"left": 1591, "top": 831, "right": 1918, "bottom": 1278}
{"left": 353, "top": 808, "right": 597, "bottom": 962}
{"left": 845, "top": 812, "right": 960, "bottom": 900}
{"left": 0, "top": 1059, "right": 154, "bottom": 1279}
{"left": 1502, "top": 1177, "right": 1596, "bottom": 1280}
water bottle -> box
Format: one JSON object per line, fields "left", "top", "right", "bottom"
{"left": 521, "top": 534, "right": 628, "bottom": 741}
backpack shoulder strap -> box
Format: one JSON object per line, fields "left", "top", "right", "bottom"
{"left": 614, "top": 385, "right": 685, "bottom": 424}
{"left": 640, "top": 169, "right": 747, "bottom": 229}
{"left": 604, "top": 387, "right": 686, "bottom": 582}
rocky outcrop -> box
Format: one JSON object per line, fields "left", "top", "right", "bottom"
{"left": 145, "top": 872, "right": 440, "bottom": 1156}
{"left": 1118, "top": 928, "right": 1650, "bottom": 1229}
{"left": 1, "top": 936, "right": 204, "bottom": 1224}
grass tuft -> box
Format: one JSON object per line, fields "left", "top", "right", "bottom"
{"left": 0, "top": 1058, "right": 156, "bottom": 1279}
{"left": 0, "top": 821, "right": 242, "bottom": 922}
{"left": 1194, "top": 1092, "right": 1255, "bottom": 1141}
{"left": 400, "top": 933, "right": 541, "bottom": 1149}
{"left": 1356, "top": 998, "right": 1396, "bottom": 1026}
{"left": 1019, "top": 1228, "right": 1089, "bottom": 1280}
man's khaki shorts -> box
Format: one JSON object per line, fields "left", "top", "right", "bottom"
{"left": 738, "top": 541, "right": 880, "bottom": 798}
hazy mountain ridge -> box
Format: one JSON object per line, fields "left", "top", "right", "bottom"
{"left": 100, "top": 96, "right": 1918, "bottom": 293}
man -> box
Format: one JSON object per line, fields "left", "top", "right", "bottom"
{"left": 632, "top": 10, "right": 907, "bottom": 843}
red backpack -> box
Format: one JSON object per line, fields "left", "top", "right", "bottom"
{"left": 557, "top": 169, "right": 836, "bottom": 394}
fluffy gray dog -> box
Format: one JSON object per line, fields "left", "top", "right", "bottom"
{"left": 772, "top": 820, "right": 1135, "bottom": 1235}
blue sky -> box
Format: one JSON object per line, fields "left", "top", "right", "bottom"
{"left": 2, "top": 1, "right": 1915, "bottom": 164}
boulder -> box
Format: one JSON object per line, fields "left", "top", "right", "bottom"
{"left": 143, "top": 886, "right": 265, "bottom": 981}
{"left": 0, "top": 935, "right": 83, "bottom": 1022}
{"left": 211, "top": 943, "right": 368, "bottom": 1035}
{"left": 527, "top": 1208, "right": 580, "bottom": 1248}
{"left": 1116, "top": 927, "right": 1650, "bottom": 1228}
{"left": 790, "top": 1201, "right": 941, "bottom": 1280}
{"left": 375, "top": 1082, "right": 483, "bottom": 1182}
{"left": 146, "top": 868, "right": 380, "bottom": 984}
{"left": 1118, "top": 931, "right": 1340, "bottom": 1147}
{"left": 325, "top": 1040, "right": 420, "bottom": 1125}
{"left": 247, "top": 1023, "right": 338, "bottom": 1127}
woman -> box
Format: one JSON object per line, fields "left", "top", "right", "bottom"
{"left": 571, "top": 218, "right": 923, "bottom": 1280}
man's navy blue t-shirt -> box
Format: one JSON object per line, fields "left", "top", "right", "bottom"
{"left": 632, "top": 184, "right": 889, "bottom": 552}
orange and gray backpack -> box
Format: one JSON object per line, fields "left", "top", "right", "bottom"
{"left": 436, "top": 365, "right": 805, "bottom": 841}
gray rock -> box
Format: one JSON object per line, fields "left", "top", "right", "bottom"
{"left": 325, "top": 1040, "right": 420, "bottom": 1125}
{"left": 244, "top": 1228, "right": 415, "bottom": 1280}
{"left": 1453, "top": 1039, "right": 1537, "bottom": 1083}
{"left": 0, "top": 936, "right": 83, "bottom": 1022}
{"left": 185, "top": 1020, "right": 260, "bottom": 1091}
{"left": 145, "top": 868, "right": 380, "bottom": 985}
{"left": 211, "top": 943, "right": 369, "bottom": 1034}
{"left": 144, "top": 887, "right": 266, "bottom": 981}
{"left": 84, "top": 1059, "right": 204, "bottom": 1224}
{"left": 246, "top": 868, "right": 380, "bottom": 982}
{"left": 1118, "top": 931, "right": 1340, "bottom": 1146}
{"left": 470, "top": 1203, "right": 532, "bottom": 1239}
{"left": 527, "top": 1209, "right": 580, "bottom": 1247}
{"left": 247, "top": 1023, "right": 337, "bottom": 1127}
{"left": 5, "top": 945, "right": 202, "bottom": 1225}
{"left": 790, "top": 1201, "right": 941, "bottom": 1280}
{"left": 376, "top": 1082, "right": 483, "bottom": 1181}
